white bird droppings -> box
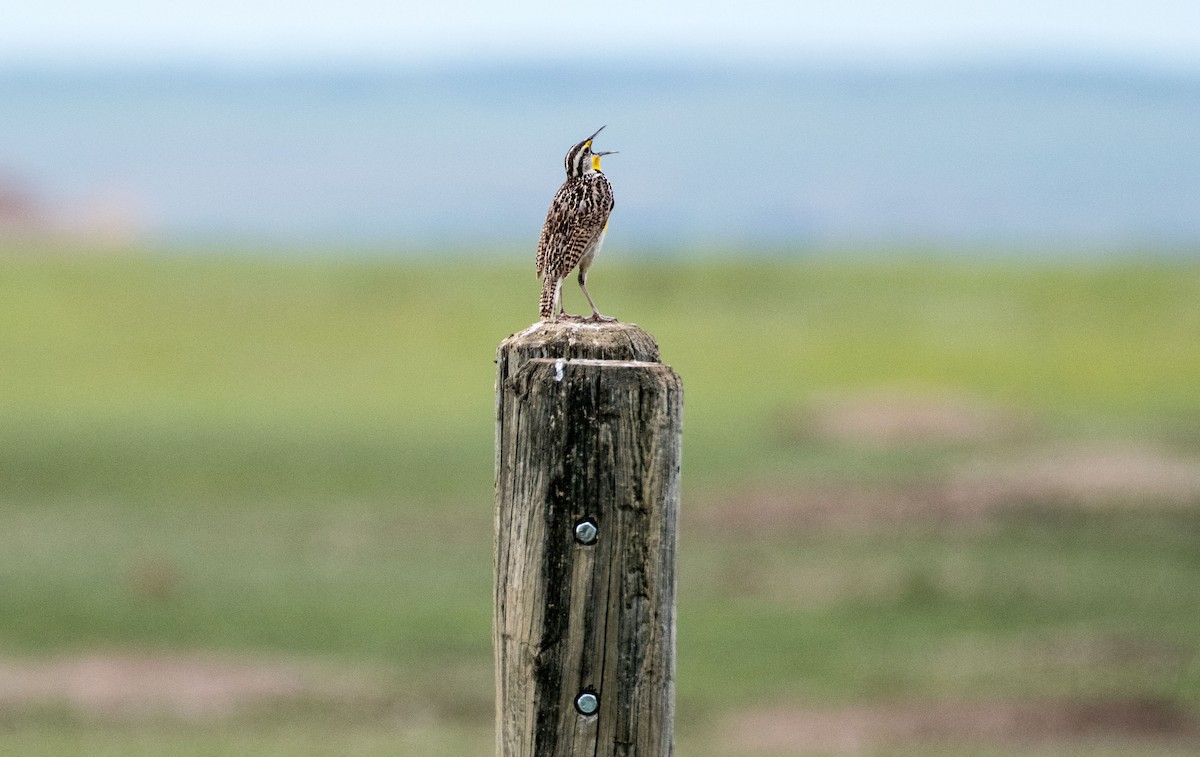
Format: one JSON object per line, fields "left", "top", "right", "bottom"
{"left": 554, "top": 359, "right": 565, "bottom": 382}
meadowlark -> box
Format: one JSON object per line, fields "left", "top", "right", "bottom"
{"left": 536, "top": 126, "right": 617, "bottom": 321}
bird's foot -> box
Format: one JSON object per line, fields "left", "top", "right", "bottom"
{"left": 587, "top": 312, "right": 618, "bottom": 323}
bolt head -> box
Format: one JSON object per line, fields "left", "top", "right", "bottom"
{"left": 574, "top": 519, "right": 599, "bottom": 545}
{"left": 575, "top": 691, "right": 599, "bottom": 715}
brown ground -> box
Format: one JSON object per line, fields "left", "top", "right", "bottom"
{"left": 0, "top": 652, "right": 381, "bottom": 718}
{"left": 788, "top": 389, "right": 1034, "bottom": 447}
{"left": 739, "top": 389, "right": 1200, "bottom": 530}
{"left": 4, "top": 655, "right": 1196, "bottom": 753}
{"left": 699, "top": 441, "right": 1200, "bottom": 533}
{"left": 946, "top": 442, "right": 1200, "bottom": 509}
{"left": 722, "top": 699, "right": 1200, "bottom": 753}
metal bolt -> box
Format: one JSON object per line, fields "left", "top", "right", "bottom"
{"left": 574, "top": 519, "right": 599, "bottom": 545}
{"left": 575, "top": 691, "right": 599, "bottom": 715}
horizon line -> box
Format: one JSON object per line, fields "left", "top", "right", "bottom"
{"left": 2, "top": 50, "right": 1200, "bottom": 77}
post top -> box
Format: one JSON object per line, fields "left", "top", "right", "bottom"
{"left": 497, "top": 321, "right": 661, "bottom": 383}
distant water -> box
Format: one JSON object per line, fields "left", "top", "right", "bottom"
{"left": 1, "top": 63, "right": 1198, "bottom": 251}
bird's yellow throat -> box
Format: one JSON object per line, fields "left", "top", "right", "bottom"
{"left": 592, "top": 155, "right": 602, "bottom": 171}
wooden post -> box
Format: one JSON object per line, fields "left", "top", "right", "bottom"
{"left": 494, "top": 321, "right": 682, "bottom": 756}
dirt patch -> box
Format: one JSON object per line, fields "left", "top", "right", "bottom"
{"left": 723, "top": 699, "right": 1200, "bottom": 753}
{"left": 697, "top": 483, "right": 943, "bottom": 531}
{"left": 945, "top": 442, "right": 1200, "bottom": 509}
{"left": 0, "top": 652, "right": 381, "bottom": 719}
{"left": 698, "top": 442, "right": 1200, "bottom": 533}
{"left": 788, "top": 389, "right": 1032, "bottom": 447}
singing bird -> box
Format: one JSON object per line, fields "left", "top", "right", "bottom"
{"left": 535, "top": 126, "right": 617, "bottom": 321}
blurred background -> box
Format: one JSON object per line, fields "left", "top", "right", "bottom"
{"left": 2, "top": 2, "right": 1199, "bottom": 755}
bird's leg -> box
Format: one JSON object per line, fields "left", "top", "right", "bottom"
{"left": 554, "top": 279, "right": 577, "bottom": 321}
{"left": 547, "top": 275, "right": 587, "bottom": 320}
{"left": 549, "top": 277, "right": 582, "bottom": 320}
{"left": 579, "top": 269, "right": 616, "bottom": 322}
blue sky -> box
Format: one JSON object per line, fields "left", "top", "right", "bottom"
{"left": 3, "top": 0, "right": 1200, "bottom": 67}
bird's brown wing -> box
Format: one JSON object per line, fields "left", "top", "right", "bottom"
{"left": 536, "top": 178, "right": 612, "bottom": 279}
{"left": 536, "top": 181, "right": 568, "bottom": 279}
{"left": 534, "top": 203, "right": 561, "bottom": 279}
{"left": 551, "top": 222, "right": 606, "bottom": 279}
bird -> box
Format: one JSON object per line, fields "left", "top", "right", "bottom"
{"left": 535, "top": 126, "right": 617, "bottom": 322}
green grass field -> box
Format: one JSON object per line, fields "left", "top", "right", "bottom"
{"left": 1, "top": 249, "right": 1199, "bottom": 754}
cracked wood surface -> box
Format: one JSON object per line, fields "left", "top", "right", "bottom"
{"left": 495, "top": 322, "right": 681, "bottom": 756}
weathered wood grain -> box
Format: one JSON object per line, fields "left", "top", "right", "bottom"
{"left": 495, "top": 322, "right": 681, "bottom": 756}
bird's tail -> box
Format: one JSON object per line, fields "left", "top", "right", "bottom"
{"left": 539, "top": 276, "right": 557, "bottom": 320}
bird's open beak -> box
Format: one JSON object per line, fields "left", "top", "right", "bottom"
{"left": 585, "top": 125, "right": 606, "bottom": 145}
{"left": 592, "top": 150, "right": 618, "bottom": 157}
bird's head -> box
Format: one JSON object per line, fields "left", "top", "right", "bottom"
{"left": 564, "top": 126, "right": 617, "bottom": 178}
